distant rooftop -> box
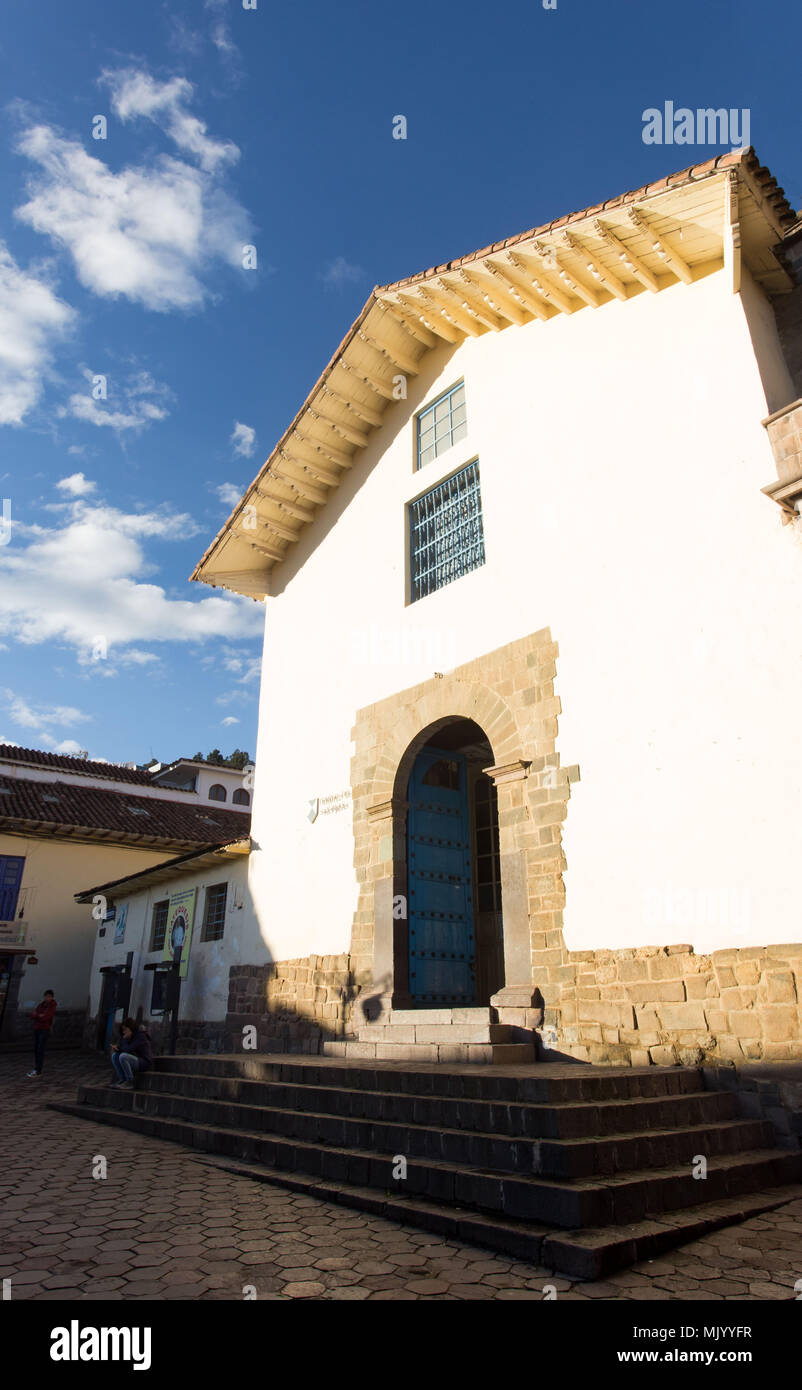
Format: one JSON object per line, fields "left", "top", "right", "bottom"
{"left": 0, "top": 744, "right": 154, "bottom": 785}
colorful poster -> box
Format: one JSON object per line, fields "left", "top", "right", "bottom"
{"left": 162, "top": 888, "right": 197, "bottom": 979}
{"left": 113, "top": 902, "right": 128, "bottom": 945}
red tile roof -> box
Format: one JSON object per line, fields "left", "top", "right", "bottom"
{"left": 0, "top": 773, "right": 250, "bottom": 849}
{"left": 0, "top": 744, "right": 155, "bottom": 785}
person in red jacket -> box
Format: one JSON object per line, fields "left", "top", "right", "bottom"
{"left": 27, "top": 990, "right": 57, "bottom": 1077}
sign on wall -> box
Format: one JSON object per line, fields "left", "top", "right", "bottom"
{"left": 162, "top": 888, "right": 197, "bottom": 980}
{"left": 113, "top": 903, "right": 128, "bottom": 945}
{"left": 306, "top": 790, "right": 351, "bottom": 823}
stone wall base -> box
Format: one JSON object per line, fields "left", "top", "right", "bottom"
{"left": 539, "top": 943, "right": 802, "bottom": 1067}
{"left": 1, "top": 1006, "right": 86, "bottom": 1049}
{"left": 224, "top": 955, "right": 362, "bottom": 1052}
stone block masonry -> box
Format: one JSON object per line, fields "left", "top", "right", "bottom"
{"left": 224, "top": 954, "right": 365, "bottom": 1052}
{"left": 543, "top": 943, "right": 802, "bottom": 1067}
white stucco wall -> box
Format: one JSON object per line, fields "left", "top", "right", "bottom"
{"left": 87, "top": 858, "right": 253, "bottom": 1023}
{"left": 247, "top": 263, "right": 802, "bottom": 961}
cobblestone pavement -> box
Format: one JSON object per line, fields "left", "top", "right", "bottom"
{"left": 1, "top": 1052, "right": 801, "bottom": 1301}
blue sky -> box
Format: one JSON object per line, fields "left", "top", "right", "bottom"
{"left": 0, "top": 0, "right": 799, "bottom": 765}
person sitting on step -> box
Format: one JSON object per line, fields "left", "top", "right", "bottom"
{"left": 110, "top": 1017, "right": 153, "bottom": 1090}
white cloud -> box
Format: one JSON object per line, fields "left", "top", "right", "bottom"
{"left": 67, "top": 444, "right": 85, "bottom": 456}
{"left": 320, "top": 256, "right": 364, "bottom": 290}
{"left": 230, "top": 421, "right": 255, "bottom": 457}
{"left": 52, "top": 738, "right": 87, "bottom": 755}
{"left": 0, "top": 241, "right": 74, "bottom": 425}
{"left": 0, "top": 495, "right": 264, "bottom": 659}
{"left": 1, "top": 688, "right": 91, "bottom": 746}
{"left": 57, "top": 472, "right": 95, "bottom": 497}
{"left": 15, "top": 120, "right": 250, "bottom": 312}
{"left": 216, "top": 481, "right": 243, "bottom": 507}
{"left": 101, "top": 68, "right": 239, "bottom": 173}
{"left": 221, "top": 716, "right": 239, "bottom": 726}
{"left": 60, "top": 368, "right": 172, "bottom": 435}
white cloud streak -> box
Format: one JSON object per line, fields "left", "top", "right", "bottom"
{"left": 0, "top": 242, "right": 74, "bottom": 425}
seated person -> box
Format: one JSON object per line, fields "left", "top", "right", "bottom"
{"left": 110, "top": 1017, "right": 153, "bottom": 1089}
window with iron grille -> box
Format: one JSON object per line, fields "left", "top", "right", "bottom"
{"left": 416, "top": 381, "right": 467, "bottom": 469}
{"left": 201, "top": 882, "right": 228, "bottom": 942}
{"left": 409, "top": 460, "right": 485, "bottom": 602}
{"left": 149, "top": 899, "right": 169, "bottom": 952}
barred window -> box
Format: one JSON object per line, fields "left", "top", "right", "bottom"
{"left": 409, "top": 461, "right": 485, "bottom": 601}
{"left": 149, "top": 899, "right": 169, "bottom": 952}
{"left": 416, "top": 381, "right": 467, "bottom": 469}
{"left": 201, "top": 882, "right": 228, "bottom": 942}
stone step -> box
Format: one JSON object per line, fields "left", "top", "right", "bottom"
{"left": 52, "top": 1094, "right": 802, "bottom": 1231}
{"left": 73, "top": 1079, "right": 769, "bottom": 1178}
{"left": 188, "top": 1155, "right": 802, "bottom": 1282}
{"left": 139, "top": 1067, "right": 741, "bottom": 1138}
{"left": 356, "top": 1023, "right": 520, "bottom": 1044}
{"left": 322, "top": 1039, "right": 536, "bottom": 1063}
{"left": 151, "top": 1053, "right": 708, "bottom": 1104}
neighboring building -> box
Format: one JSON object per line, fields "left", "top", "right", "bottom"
{"left": 0, "top": 746, "right": 249, "bottom": 1045}
{"left": 179, "top": 149, "right": 801, "bottom": 1065}
{"left": 76, "top": 839, "right": 250, "bottom": 1052}
{"left": 148, "top": 758, "right": 252, "bottom": 809}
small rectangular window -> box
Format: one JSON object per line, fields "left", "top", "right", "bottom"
{"left": 409, "top": 460, "right": 485, "bottom": 602}
{"left": 149, "top": 900, "right": 169, "bottom": 952}
{"left": 416, "top": 382, "right": 467, "bottom": 469}
{"left": 201, "top": 883, "right": 228, "bottom": 942}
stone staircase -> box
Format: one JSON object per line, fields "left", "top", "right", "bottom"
{"left": 331, "top": 1006, "right": 535, "bottom": 1063}
{"left": 52, "top": 1054, "right": 802, "bottom": 1279}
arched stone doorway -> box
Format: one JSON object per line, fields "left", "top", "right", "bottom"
{"left": 404, "top": 719, "right": 504, "bottom": 1007}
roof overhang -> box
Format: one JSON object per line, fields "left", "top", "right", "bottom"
{"left": 74, "top": 837, "right": 251, "bottom": 903}
{"left": 191, "top": 147, "right": 797, "bottom": 600}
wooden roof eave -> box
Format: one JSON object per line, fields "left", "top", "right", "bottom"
{"left": 191, "top": 150, "right": 796, "bottom": 599}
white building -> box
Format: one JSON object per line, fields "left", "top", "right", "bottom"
{"left": 123, "top": 147, "right": 802, "bottom": 1066}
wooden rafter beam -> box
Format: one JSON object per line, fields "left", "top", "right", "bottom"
{"left": 395, "top": 289, "right": 464, "bottom": 343}
{"left": 384, "top": 291, "right": 462, "bottom": 344}
{"left": 307, "top": 404, "right": 368, "bottom": 450}
{"left": 321, "top": 384, "right": 383, "bottom": 429}
{"left": 337, "top": 358, "right": 396, "bottom": 401}
{"left": 255, "top": 487, "right": 315, "bottom": 524}
{"left": 357, "top": 328, "right": 420, "bottom": 376}
{"left": 379, "top": 300, "right": 439, "bottom": 347}
{"left": 291, "top": 431, "right": 352, "bottom": 469}
{"left": 488, "top": 255, "right": 550, "bottom": 319}
{"left": 442, "top": 272, "right": 506, "bottom": 330}
{"left": 532, "top": 240, "right": 600, "bottom": 308}
{"left": 249, "top": 538, "right": 286, "bottom": 563}
{"left": 506, "top": 249, "right": 577, "bottom": 314}
{"left": 458, "top": 267, "right": 527, "bottom": 326}
{"left": 416, "top": 281, "right": 484, "bottom": 336}
{"left": 274, "top": 456, "right": 330, "bottom": 505}
{"left": 592, "top": 219, "right": 660, "bottom": 293}
{"left": 561, "top": 229, "right": 628, "bottom": 302}
{"left": 258, "top": 514, "right": 300, "bottom": 544}
{"left": 628, "top": 207, "right": 692, "bottom": 285}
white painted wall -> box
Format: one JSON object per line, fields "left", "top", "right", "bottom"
{"left": 87, "top": 858, "right": 253, "bottom": 1024}
{"left": 248, "top": 264, "right": 802, "bottom": 961}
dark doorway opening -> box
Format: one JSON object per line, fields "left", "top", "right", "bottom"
{"left": 406, "top": 719, "right": 504, "bottom": 1006}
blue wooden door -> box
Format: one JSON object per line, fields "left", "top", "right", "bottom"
{"left": 0, "top": 856, "right": 24, "bottom": 921}
{"left": 408, "top": 747, "right": 476, "bottom": 1003}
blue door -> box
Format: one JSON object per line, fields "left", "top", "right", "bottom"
{"left": 0, "top": 856, "right": 24, "bottom": 921}
{"left": 407, "top": 747, "right": 476, "bottom": 1003}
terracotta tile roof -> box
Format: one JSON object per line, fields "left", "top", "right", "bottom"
{"left": 0, "top": 773, "right": 250, "bottom": 849}
{"left": 0, "top": 744, "right": 154, "bottom": 785}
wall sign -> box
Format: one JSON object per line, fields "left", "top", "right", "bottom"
{"left": 306, "top": 790, "right": 351, "bottom": 823}
{"left": 162, "top": 888, "right": 197, "bottom": 980}
{"left": 113, "top": 903, "right": 128, "bottom": 945}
